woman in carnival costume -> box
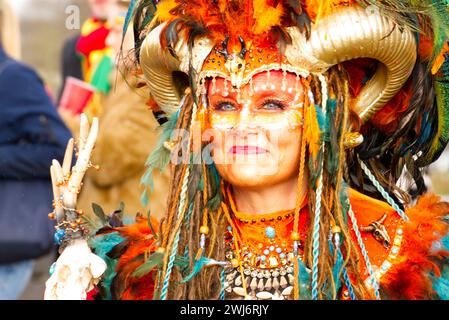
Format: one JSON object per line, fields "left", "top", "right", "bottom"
{"left": 46, "top": 0, "right": 449, "bottom": 300}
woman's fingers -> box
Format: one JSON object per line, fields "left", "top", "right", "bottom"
{"left": 62, "top": 138, "right": 74, "bottom": 179}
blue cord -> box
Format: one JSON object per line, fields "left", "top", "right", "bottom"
{"left": 347, "top": 199, "right": 381, "bottom": 300}
{"left": 220, "top": 268, "right": 226, "bottom": 300}
{"left": 359, "top": 160, "right": 409, "bottom": 221}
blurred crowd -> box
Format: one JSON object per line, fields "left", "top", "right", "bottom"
{"left": 0, "top": 0, "right": 168, "bottom": 300}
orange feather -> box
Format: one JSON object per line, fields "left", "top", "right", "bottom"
{"left": 381, "top": 194, "right": 449, "bottom": 299}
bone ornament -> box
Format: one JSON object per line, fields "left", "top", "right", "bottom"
{"left": 44, "top": 239, "right": 106, "bottom": 300}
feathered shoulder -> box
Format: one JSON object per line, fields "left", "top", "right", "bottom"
{"left": 380, "top": 194, "right": 449, "bottom": 299}
{"left": 86, "top": 204, "right": 161, "bottom": 300}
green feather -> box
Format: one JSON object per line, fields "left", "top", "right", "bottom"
{"left": 420, "top": 59, "right": 449, "bottom": 165}
{"left": 132, "top": 251, "right": 164, "bottom": 278}
{"left": 140, "top": 110, "right": 180, "bottom": 207}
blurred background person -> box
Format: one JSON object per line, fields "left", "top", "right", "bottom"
{"left": 59, "top": 0, "right": 115, "bottom": 126}
{"left": 75, "top": 0, "right": 169, "bottom": 222}
{"left": 0, "top": 0, "right": 72, "bottom": 300}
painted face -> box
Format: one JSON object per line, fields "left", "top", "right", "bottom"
{"left": 206, "top": 71, "right": 305, "bottom": 188}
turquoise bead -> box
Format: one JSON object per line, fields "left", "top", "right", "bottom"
{"left": 260, "top": 255, "right": 267, "bottom": 262}
{"left": 54, "top": 229, "right": 65, "bottom": 245}
{"left": 263, "top": 249, "right": 270, "bottom": 255}
{"left": 265, "top": 227, "right": 276, "bottom": 239}
{"left": 276, "top": 248, "right": 282, "bottom": 253}
{"left": 269, "top": 246, "right": 275, "bottom": 251}
{"left": 280, "top": 253, "right": 286, "bottom": 259}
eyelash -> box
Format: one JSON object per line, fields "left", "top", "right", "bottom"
{"left": 261, "top": 99, "right": 287, "bottom": 111}
{"left": 213, "top": 99, "right": 287, "bottom": 111}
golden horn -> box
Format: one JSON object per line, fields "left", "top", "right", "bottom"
{"left": 286, "top": 6, "right": 417, "bottom": 122}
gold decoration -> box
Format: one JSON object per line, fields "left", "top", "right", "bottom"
{"left": 344, "top": 132, "right": 364, "bottom": 149}
{"left": 140, "top": 7, "right": 416, "bottom": 123}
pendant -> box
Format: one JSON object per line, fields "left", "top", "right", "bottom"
{"left": 265, "top": 227, "right": 276, "bottom": 239}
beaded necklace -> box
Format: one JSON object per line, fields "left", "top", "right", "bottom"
{"left": 223, "top": 187, "right": 309, "bottom": 299}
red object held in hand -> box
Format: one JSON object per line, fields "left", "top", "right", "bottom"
{"left": 59, "top": 77, "right": 96, "bottom": 115}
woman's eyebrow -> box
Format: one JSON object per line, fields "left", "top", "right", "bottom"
{"left": 250, "top": 89, "right": 294, "bottom": 101}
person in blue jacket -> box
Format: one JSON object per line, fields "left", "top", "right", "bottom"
{"left": 0, "top": 44, "right": 72, "bottom": 300}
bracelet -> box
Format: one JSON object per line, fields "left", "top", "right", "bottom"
{"left": 48, "top": 208, "right": 89, "bottom": 246}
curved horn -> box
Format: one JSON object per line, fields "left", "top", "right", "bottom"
{"left": 140, "top": 23, "right": 213, "bottom": 115}
{"left": 287, "top": 6, "right": 417, "bottom": 122}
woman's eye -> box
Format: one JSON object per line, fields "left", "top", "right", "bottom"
{"left": 215, "top": 102, "right": 238, "bottom": 112}
{"left": 260, "top": 100, "right": 286, "bottom": 111}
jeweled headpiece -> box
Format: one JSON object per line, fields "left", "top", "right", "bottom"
{"left": 139, "top": 1, "right": 418, "bottom": 124}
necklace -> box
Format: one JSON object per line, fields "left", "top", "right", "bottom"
{"left": 223, "top": 188, "right": 309, "bottom": 300}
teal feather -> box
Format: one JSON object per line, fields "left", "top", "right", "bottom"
{"left": 122, "top": 0, "right": 139, "bottom": 40}
{"left": 325, "top": 99, "right": 339, "bottom": 179}
{"left": 327, "top": 236, "right": 344, "bottom": 298}
{"left": 432, "top": 269, "right": 449, "bottom": 300}
{"left": 332, "top": 246, "right": 344, "bottom": 295}
{"left": 314, "top": 104, "right": 326, "bottom": 134}
{"left": 182, "top": 257, "right": 211, "bottom": 283}
{"left": 89, "top": 232, "right": 124, "bottom": 257}
{"left": 297, "top": 258, "right": 312, "bottom": 300}
{"left": 206, "top": 164, "right": 222, "bottom": 211}
{"left": 140, "top": 110, "right": 180, "bottom": 207}
{"left": 430, "top": 226, "right": 449, "bottom": 299}
{"left": 88, "top": 233, "right": 124, "bottom": 299}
